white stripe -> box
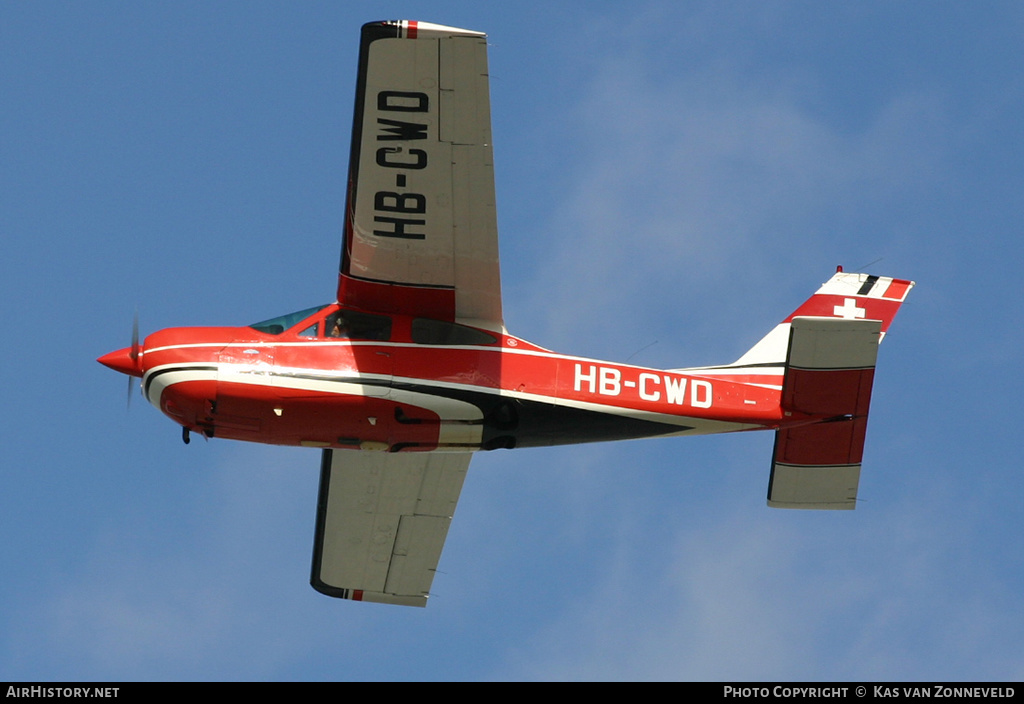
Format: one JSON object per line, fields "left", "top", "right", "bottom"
{"left": 144, "top": 339, "right": 787, "bottom": 383}
{"left": 816, "top": 272, "right": 894, "bottom": 299}
{"left": 143, "top": 362, "right": 757, "bottom": 435}
{"left": 143, "top": 366, "right": 217, "bottom": 410}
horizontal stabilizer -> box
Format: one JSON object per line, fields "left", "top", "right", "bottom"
{"left": 767, "top": 317, "right": 881, "bottom": 510}
{"left": 768, "top": 427, "right": 864, "bottom": 509}
{"left": 782, "top": 317, "right": 880, "bottom": 416}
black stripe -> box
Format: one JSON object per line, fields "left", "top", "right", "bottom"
{"left": 309, "top": 449, "right": 340, "bottom": 598}
{"left": 389, "top": 380, "right": 692, "bottom": 449}
{"left": 343, "top": 271, "right": 455, "bottom": 291}
{"left": 340, "top": 22, "right": 408, "bottom": 277}
{"left": 152, "top": 364, "right": 696, "bottom": 449}
{"left": 361, "top": 21, "right": 403, "bottom": 43}
{"left": 767, "top": 429, "right": 782, "bottom": 502}
{"left": 272, "top": 371, "right": 392, "bottom": 394}
{"left": 339, "top": 24, "right": 389, "bottom": 276}
{"left": 143, "top": 365, "right": 217, "bottom": 401}
{"left": 690, "top": 362, "right": 785, "bottom": 371}
{"left": 857, "top": 275, "right": 879, "bottom": 296}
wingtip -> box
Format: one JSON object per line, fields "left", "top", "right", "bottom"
{"left": 364, "top": 20, "right": 485, "bottom": 39}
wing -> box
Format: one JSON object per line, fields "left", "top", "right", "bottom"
{"left": 311, "top": 448, "right": 471, "bottom": 607}
{"left": 337, "top": 20, "right": 502, "bottom": 331}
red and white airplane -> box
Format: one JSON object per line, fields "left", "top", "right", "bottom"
{"left": 99, "top": 21, "right": 914, "bottom": 607}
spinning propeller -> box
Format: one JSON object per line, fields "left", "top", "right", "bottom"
{"left": 127, "top": 310, "right": 140, "bottom": 407}
{"left": 97, "top": 310, "right": 144, "bottom": 408}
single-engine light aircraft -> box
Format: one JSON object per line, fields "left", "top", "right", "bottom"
{"left": 99, "top": 20, "right": 915, "bottom": 607}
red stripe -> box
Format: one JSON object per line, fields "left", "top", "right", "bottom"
{"left": 407, "top": 21, "right": 418, "bottom": 39}
{"left": 785, "top": 294, "right": 903, "bottom": 330}
{"left": 775, "top": 416, "right": 869, "bottom": 465}
{"left": 338, "top": 274, "right": 456, "bottom": 320}
{"left": 783, "top": 367, "right": 875, "bottom": 417}
{"left": 881, "top": 279, "right": 910, "bottom": 301}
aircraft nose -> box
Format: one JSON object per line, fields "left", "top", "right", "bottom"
{"left": 97, "top": 347, "right": 142, "bottom": 377}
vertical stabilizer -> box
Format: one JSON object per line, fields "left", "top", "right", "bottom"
{"left": 708, "top": 269, "right": 914, "bottom": 510}
{"left": 733, "top": 270, "right": 914, "bottom": 368}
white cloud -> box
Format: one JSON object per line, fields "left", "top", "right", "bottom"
{"left": 486, "top": 481, "right": 1024, "bottom": 681}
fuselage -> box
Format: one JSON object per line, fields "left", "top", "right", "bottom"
{"left": 102, "top": 303, "right": 795, "bottom": 452}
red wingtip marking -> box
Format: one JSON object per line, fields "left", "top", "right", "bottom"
{"left": 407, "top": 21, "right": 418, "bottom": 39}
{"left": 352, "top": 590, "right": 364, "bottom": 602}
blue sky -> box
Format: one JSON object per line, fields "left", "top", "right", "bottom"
{"left": 2, "top": 1, "right": 1023, "bottom": 681}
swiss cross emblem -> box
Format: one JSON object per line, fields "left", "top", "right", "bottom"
{"left": 834, "top": 297, "right": 866, "bottom": 319}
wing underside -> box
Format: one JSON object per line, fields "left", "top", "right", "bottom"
{"left": 338, "top": 20, "right": 502, "bottom": 330}
{"left": 311, "top": 448, "right": 471, "bottom": 607}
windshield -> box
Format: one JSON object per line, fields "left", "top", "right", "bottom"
{"left": 248, "top": 304, "right": 329, "bottom": 335}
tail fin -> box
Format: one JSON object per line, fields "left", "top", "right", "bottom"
{"left": 733, "top": 269, "right": 915, "bottom": 368}
{"left": 758, "top": 270, "right": 915, "bottom": 510}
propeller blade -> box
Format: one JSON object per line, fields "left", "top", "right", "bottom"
{"left": 127, "top": 309, "right": 140, "bottom": 409}
{"left": 130, "top": 308, "right": 140, "bottom": 363}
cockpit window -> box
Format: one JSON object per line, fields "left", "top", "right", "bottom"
{"left": 249, "top": 305, "right": 328, "bottom": 335}
{"left": 325, "top": 310, "right": 391, "bottom": 341}
{"left": 411, "top": 318, "right": 497, "bottom": 345}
